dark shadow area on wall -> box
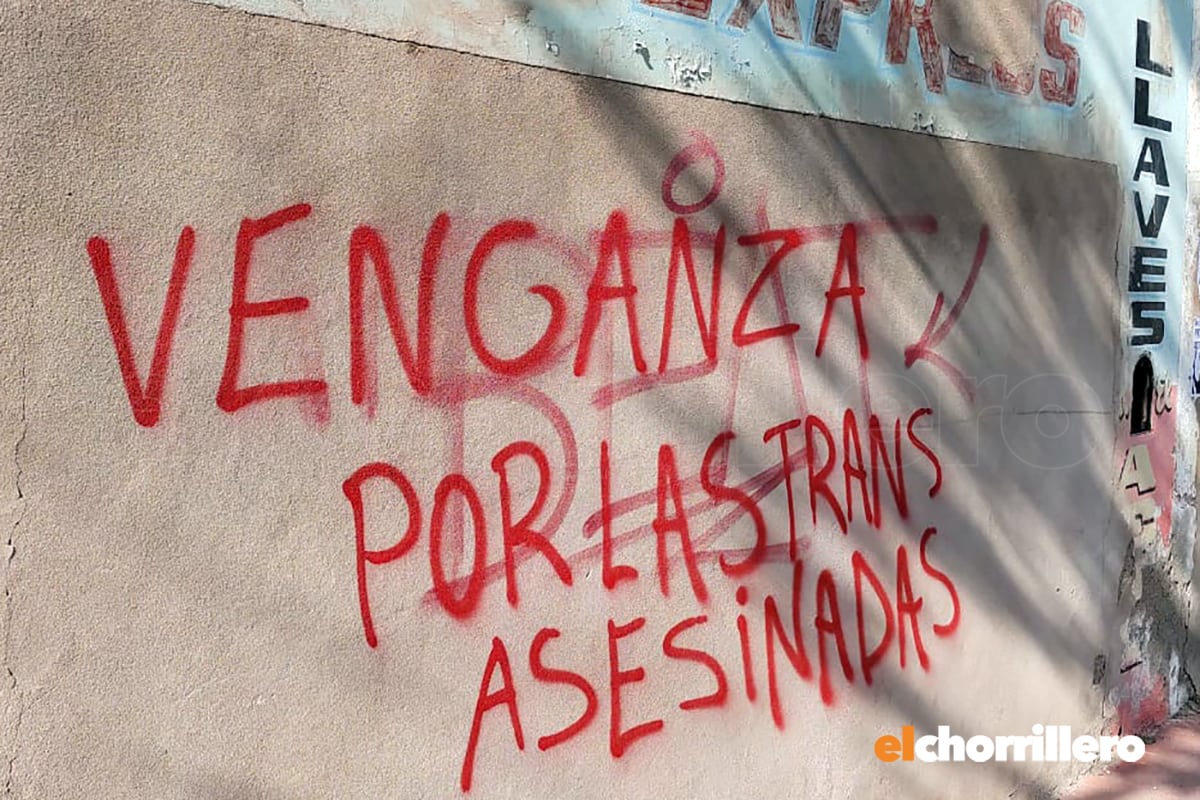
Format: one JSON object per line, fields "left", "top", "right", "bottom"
{"left": 1131, "top": 354, "right": 1153, "bottom": 435}
{"left": 509, "top": 3, "right": 1188, "bottom": 799}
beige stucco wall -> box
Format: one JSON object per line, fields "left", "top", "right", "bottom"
{"left": 0, "top": 1, "right": 1173, "bottom": 798}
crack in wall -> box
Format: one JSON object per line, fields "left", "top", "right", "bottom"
{"left": 4, "top": 385, "right": 24, "bottom": 800}
{"left": 5, "top": 285, "right": 33, "bottom": 800}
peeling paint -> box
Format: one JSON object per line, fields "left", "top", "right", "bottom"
{"left": 663, "top": 51, "right": 711, "bottom": 88}
{"left": 912, "top": 110, "right": 936, "bottom": 134}
{"left": 633, "top": 41, "right": 653, "bottom": 70}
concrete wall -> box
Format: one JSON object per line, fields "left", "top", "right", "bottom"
{"left": 0, "top": 0, "right": 1194, "bottom": 798}
{"left": 185, "top": 0, "right": 1163, "bottom": 161}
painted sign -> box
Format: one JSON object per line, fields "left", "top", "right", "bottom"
{"left": 1123, "top": 9, "right": 1187, "bottom": 366}
{"left": 187, "top": 0, "right": 1125, "bottom": 159}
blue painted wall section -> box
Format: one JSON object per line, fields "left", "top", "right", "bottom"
{"left": 190, "top": 0, "right": 1156, "bottom": 161}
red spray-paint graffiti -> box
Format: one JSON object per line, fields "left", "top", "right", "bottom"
{"left": 86, "top": 132, "right": 979, "bottom": 794}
